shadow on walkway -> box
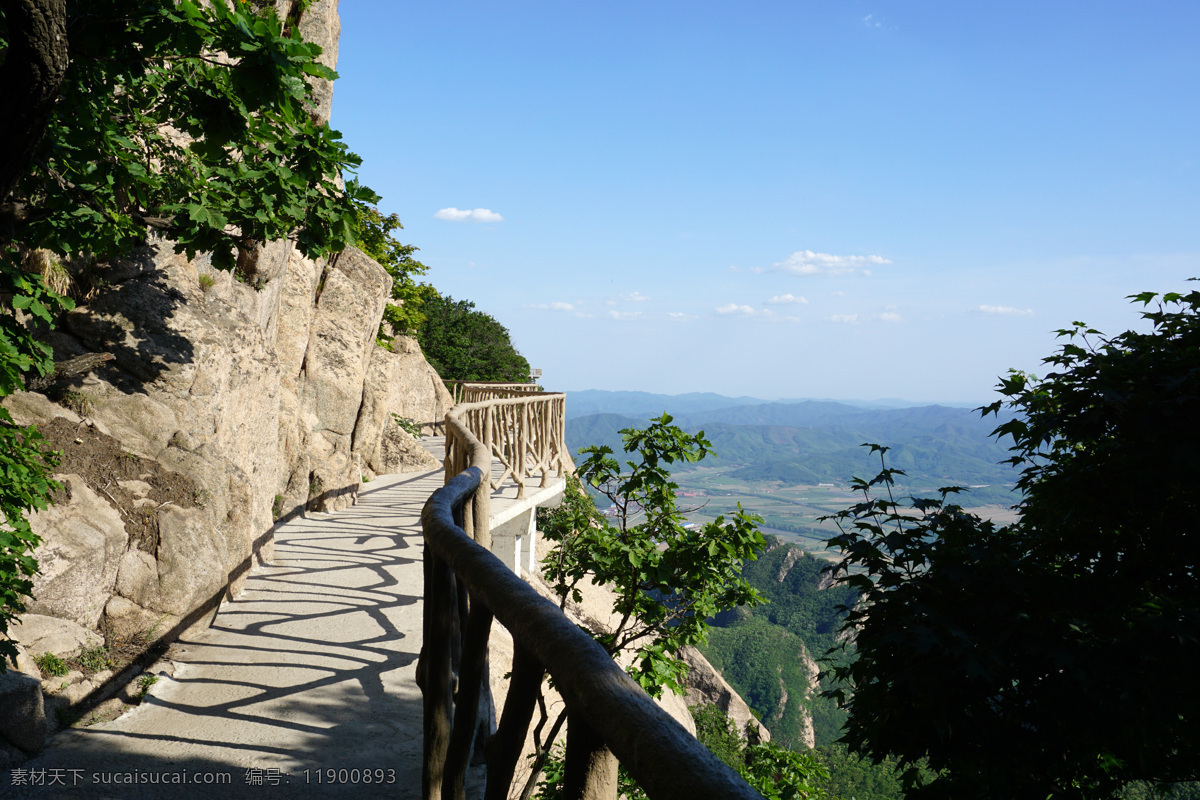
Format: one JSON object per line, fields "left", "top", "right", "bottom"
{"left": 3, "top": 467, "right": 445, "bottom": 800}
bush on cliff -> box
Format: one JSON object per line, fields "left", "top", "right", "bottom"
{"left": 824, "top": 286, "right": 1200, "bottom": 799}
{"left": 415, "top": 293, "right": 531, "bottom": 381}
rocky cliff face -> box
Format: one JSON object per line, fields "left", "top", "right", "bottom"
{"left": 0, "top": 0, "right": 454, "bottom": 760}
{"left": 1, "top": 237, "right": 450, "bottom": 752}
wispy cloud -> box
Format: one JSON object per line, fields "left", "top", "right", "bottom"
{"left": 728, "top": 265, "right": 765, "bottom": 274}
{"left": 433, "top": 207, "right": 504, "bottom": 223}
{"left": 608, "top": 310, "right": 643, "bottom": 320}
{"left": 765, "top": 293, "right": 809, "bottom": 305}
{"left": 863, "top": 13, "right": 883, "bottom": 28}
{"left": 976, "top": 305, "right": 1035, "bottom": 316}
{"left": 621, "top": 291, "right": 650, "bottom": 302}
{"left": 668, "top": 312, "right": 697, "bottom": 322}
{"left": 528, "top": 301, "right": 576, "bottom": 311}
{"left": 827, "top": 310, "right": 901, "bottom": 324}
{"left": 772, "top": 250, "right": 892, "bottom": 276}
{"left": 716, "top": 303, "right": 773, "bottom": 317}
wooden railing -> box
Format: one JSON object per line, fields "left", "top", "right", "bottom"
{"left": 445, "top": 380, "right": 543, "bottom": 405}
{"left": 418, "top": 389, "right": 763, "bottom": 800}
{"left": 443, "top": 390, "right": 566, "bottom": 501}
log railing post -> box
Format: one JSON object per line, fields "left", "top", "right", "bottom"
{"left": 564, "top": 718, "right": 619, "bottom": 800}
{"left": 421, "top": 548, "right": 455, "bottom": 800}
{"left": 484, "top": 645, "right": 546, "bottom": 800}
{"left": 444, "top": 599, "right": 495, "bottom": 800}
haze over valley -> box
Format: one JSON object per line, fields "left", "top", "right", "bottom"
{"left": 566, "top": 390, "right": 1021, "bottom": 554}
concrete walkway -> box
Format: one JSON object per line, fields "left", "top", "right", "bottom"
{"left": 4, "top": 464, "right": 443, "bottom": 799}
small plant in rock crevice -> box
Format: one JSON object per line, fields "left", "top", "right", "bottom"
{"left": 136, "top": 673, "right": 158, "bottom": 699}
{"left": 35, "top": 652, "right": 68, "bottom": 677}
{"left": 58, "top": 390, "right": 95, "bottom": 417}
{"left": 73, "top": 643, "right": 115, "bottom": 675}
{"left": 391, "top": 413, "right": 422, "bottom": 439}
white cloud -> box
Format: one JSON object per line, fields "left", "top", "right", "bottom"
{"left": 827, "top": 313, "right": 860, "bottom": 324}
{"left": 433, "top": 207, "right": 504, "bottom": 223}
{"left": 772, "top": 250, "right": 892, "bottom": 276}
{"left": 879, "top": 311, "right": 903, "bottom": 322}
{"left": 528, "top": 301, "right": 576, "bottom": 311}
{"left": 716, "top": 303, "right": 774, "bottom": 317}
{"left": 608, "top": 310, "right": 643, "bottom": 320}
{"left": 977, "top": 305, "right": 1035, "bottom": 316}
{"left": 716, "top": 303, "right": 757, "bottom": 316}
{"left": 863, "top": 13, "right": 883, "bottom": 28}
{"left": 728, "top": 266, "right": 765, "bottom": 274}
{"left": 765, "top": 293, "right": 809, "bottom": 305}
{"left": 668, "top": 312, "right": 697, "bottom": 322}
{"left": 621, "top": 291, "right": 650, "bottom": 302}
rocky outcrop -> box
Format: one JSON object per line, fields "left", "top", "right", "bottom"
{"left": 352, "top": 337, "right": 446, "bottom": 478}
{"left": 23, "top": 476, "right": 127, "bottom": 630}
{"left": 775, "top": 547, "right": 803, "bottom": 583}
{"left": 0, "top": 671, "right": 47, "bottom": 754}
{"left": 1, "top": 240, "right": 448, "bottom": 758}
{"left": 798, "top": 643, "right": 820, "bottom": 749}
{"left": 679, "top": 646, "right": 771, "bottom": 744}
{"left": 6, "top": 232, "right": 448, "bottom": 624}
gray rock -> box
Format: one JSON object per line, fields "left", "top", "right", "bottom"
{"left": 679, "top": 646, "right": 771, "bottom": 744}
{"left": 11, "top": 646, "right": 42, "bottom": 682}
{"left": 0, "top": 670, "right": 47, "bottom": 753}
{"left": 0, "top": 738, "right": 30, "bottom": 769}
{"left": 117, "top": 504, "right": 225, "bottom": 617}
{"left": 300, "top": 248, "right": 391, "bottom": 439}
{"left": 375, "top": 423, "right": 440, "bottom": 475}
{"left": 26, "top": 477, "right": 128, "bottom": 629}
{"left": 388, "top": 335, "right": 455, "bottom": 430}
{"left": 351, "top": 344, "right": 402, "bottom": 469}
{"left": 6, "top": 615, "right": 101, "bottom": 659}
{"left": 296, "top": 0, "right": 341, "bottom": 126}
{"left": 103, "top": 595, "right": 177, "bottom": 645}
{"left": 0, "top": 390, "right": 83, "bottom": 428}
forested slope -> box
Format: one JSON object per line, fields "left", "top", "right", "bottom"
{"left": 701, "top": 536, "right": 854, "bottom": 748}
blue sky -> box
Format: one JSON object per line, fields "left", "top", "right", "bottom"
{"left": 331, "top": 1, "right": 1199, "bottom": 404}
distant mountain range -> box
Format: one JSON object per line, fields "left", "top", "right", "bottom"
{"left": 560, "top": 389, "right": 982, "bottom": 420}
{"left": 563, "top": 391, "right": 1019, "bottom": 505}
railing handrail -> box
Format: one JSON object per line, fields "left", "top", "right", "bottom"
{"left": 445, "top": 379, "right": 543, "bottom": 404}
{"left": 443, "top": 390, "right": 567, "bottom": 500}
{"left": 419, "top": 389, "right": 765, "bottom": 800}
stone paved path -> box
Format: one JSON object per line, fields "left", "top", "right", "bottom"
{"left": 4, "top": 463, "right": 443, "bottom": 800}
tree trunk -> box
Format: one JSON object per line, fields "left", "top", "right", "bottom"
{"left": 0, "top": 0, "right": 69, "bottom": 204}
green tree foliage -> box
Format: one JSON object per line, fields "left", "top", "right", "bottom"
{"left": 2, "top": 0, "right": 373, "bottom": 270}
{"left": 691, "top": 703, "right": 749, "bottom": 771}
{"left": 813, "top": 744, "right": 915, "bottom": 800}
{"left": 701, "top": 538, "right": 854, "bottom": 748}
{"left": 823, "top": 287, "right": 1200, "bottom": 799}
{"left": 415, "top": 293, "right": 531, "bottom": 381}
{"left": 539, "top": 415, "right": 766, "bottom": 696}
{"left": 0, "top": 0, "right": 372, "bottom": 667}
{"left": 0, "top": 421, "right": 59, "bottom": 668}
{"left": 689, "top": 704, "right": 830, "bottom": 800}
{"left": 702, "top": 617, "right": 816, "bottom": 750}
{"left": 351, "top": 204, "right": 438, "bottom": 344}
